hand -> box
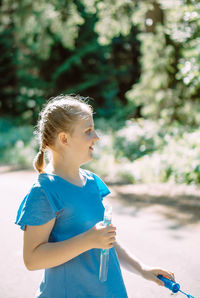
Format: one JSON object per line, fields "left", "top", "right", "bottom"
{"left": 141, "top": 265, "right": 175, "bottom": 287}
{"left": 86, "top": 221, "right": 116, "bottom": 250}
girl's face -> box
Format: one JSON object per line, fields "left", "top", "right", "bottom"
{"left": 66, "top": 114, "right": 99, "bottom": 165}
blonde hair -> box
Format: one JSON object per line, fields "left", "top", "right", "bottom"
{"left": 33, "top": 94, "right": 93, "bottom": 173}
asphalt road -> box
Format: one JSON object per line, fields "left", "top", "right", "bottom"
{"left": 1, "top": 168, "right": 200, "bottom": 298}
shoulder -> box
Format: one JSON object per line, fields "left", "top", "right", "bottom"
{"left": 15, "top": 178, "right": 59, "bottom": 231}
{"left": 80, "top": 168, "right": 111, "bottom": 198}
{"left": 23, "top": 175, "right": 59, "bottom": 208}
{"left": 28, "top": 173, "right": 59, "bottom": 197}
{"left": 23, "top": 182, "right": 49, "bottom": 207}
{"left": 37, "top": 173, "right": 62, "bottom": 196}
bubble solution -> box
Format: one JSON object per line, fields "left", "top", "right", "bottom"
{"left": 157, "top": 275, "right": 196, "bottom": 298}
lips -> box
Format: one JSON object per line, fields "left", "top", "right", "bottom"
{"left": 89, "top": 146, "right": 94, "bottom": 151}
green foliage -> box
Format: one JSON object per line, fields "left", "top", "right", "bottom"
{"left": 0, "top": 0, "right": 84, "bottom": 58}
{"left": 88, "top": 119, "right": 200, "bottom": 185}
{"left": 126, "top": 0, "right": 200, "bottom": 126}
{"left": 113, "top": 119, "right": 160, "bottom": 161}
{"left": 0, "top": 28, "right": 18, "bottom": 116}
{"left": 1, "top": 0, "right": 199, "bottom": 125}
{"left": 86, "top": 0, "right": 135, "bottom": 45}
{"left": 0, "top": 117, "right": 199, "bottom": 185}
{"left": 1, "top": 142, "right": 36, "bottom": 167}
{"left": 128, "top": 129, "right": 200, "bottom": 185}
{"left": 84, "top": 0, "right": 200, "bottom": 125}
{"left": 1, "top": 0, "right": 200, "bottom": 186}
{"left": 0, "top": 0, "right": 140, "bottom": 123}
{"left": 126, "top": 27, "right": 177, "bottom": 122}
{"left": 0, "top": 118, "right": 36, "bottom": 166}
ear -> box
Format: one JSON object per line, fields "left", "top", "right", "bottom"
{"left": 58, "top": 132, "right": 68, "bottom": 146}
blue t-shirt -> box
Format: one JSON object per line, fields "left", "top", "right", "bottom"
{"left": 15, "top": 169, "right": 128, "bottom": 298}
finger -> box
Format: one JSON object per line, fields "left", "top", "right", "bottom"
{"left": 108, "top": 227, "right": 116, "bottom": 233}
{"left": 168, "top": 272, "right": 175, "bottom": 282}
{"left": 108, "top": 231, "right": 116, "bottom": 237}
{"left": 159, "top": 270, "right": 175, "bottom": 282}
{"left": 149, "top": 273, "right": 164, "bottom": 286}
{"left": 108, "top": 224, "right": 116, "bottom": 229}
{"left": 163, "top": 273, "right": 175, "bottom": 282}
{"left": 109, "top": 237, "right": 116, "bottom": 242}
{"left": 151, "top": 274, "right": 164, "bottom": 286}
{"left": 156, "top": 276, "right": 165, "bottom": 286}
{"left": 108, "top": 242, "right": 115, "bottom": 248}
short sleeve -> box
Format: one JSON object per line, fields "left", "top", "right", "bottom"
{"left": 91, "top": 172, "right": 111, "bottom": 199}
{"left": 15, "top": 186, "right": 58, "bottom": 231}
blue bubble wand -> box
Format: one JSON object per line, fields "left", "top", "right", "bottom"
{"left": 99, "top": 205, "right": 112, "bottom": 282}
{"left": 157, "top": 275, "right": 196, "bottom": 298}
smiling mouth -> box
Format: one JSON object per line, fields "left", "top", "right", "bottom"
{"left": 89, "top": 146, "right": 94, "bottom": 151}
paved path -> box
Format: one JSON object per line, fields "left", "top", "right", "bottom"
{"left": 1, "top": 169, "right": 200, "bottom": 298}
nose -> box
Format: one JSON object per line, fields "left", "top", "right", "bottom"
{"left": 93, "top": 130, "right": 99, "bottom": 142}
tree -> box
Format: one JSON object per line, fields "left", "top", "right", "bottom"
{"left": 125, "top": 0, "right": 200, "bottom": 126}
{"left": 1, "top": 0, "right": 199, "bottom": 125}
{"left": 0, "top": 0, "right": 140, "bottom": 123}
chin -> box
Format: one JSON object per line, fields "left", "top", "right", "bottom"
{"left": 81, "top": 156, "right": 93, "bottom": 166}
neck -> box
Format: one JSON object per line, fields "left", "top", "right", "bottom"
{"left": 45, "top": 151, "right": 84, "bottom": 186}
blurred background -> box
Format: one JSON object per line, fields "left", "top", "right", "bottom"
{"left": 1, "top": 1, "right": 200, "bottom": 297}
{"left": 0, "top": 0, "right": 200, "bottom": 184}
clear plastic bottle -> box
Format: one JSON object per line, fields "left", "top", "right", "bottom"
{"left": 99, "top": 205, "right": 112, "bottom": 282}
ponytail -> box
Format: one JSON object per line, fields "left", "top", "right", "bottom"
{"left": 33, "top": 94, "right": 93, "bottom": 174}
{"left": 33, "top": 149, "right": 45, "bottom": 173}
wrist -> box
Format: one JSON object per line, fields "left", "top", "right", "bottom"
{"left": 129, "top": 260, "right": 148, "bottom": 277}
{"left": 83, "top": 229, "right": 95, "bottom": 250}
{"left": 140, "top": 264, "right": 152, "bottom": 279}
{"left": 136, "top": 262, "right": 146, "bottom": 277}
{"left": 140, "top": 264, "right": 146, "bottom": 277}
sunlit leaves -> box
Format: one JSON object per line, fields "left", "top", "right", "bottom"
{"left": 91, "top": 0, "right": 135, "bottom": 45}
{"left": 0, "top": 0, "right": 84, "bottom": 58}
{"left": 125, "top": 0, "right": 200, "bottom": 125}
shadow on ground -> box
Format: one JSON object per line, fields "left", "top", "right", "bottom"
{"left": 109, "top": 183, "right": 200, "bottom": 228}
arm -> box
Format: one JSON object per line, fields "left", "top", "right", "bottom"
{"left": 23, "top": 219, "right": 116, "bottom": 271}
{"left": 114, "top": 241, "right": 144, "bottom": 276}
{"left": 24, "top": 218, "right": 90, "bottom": 270}
{"left": 114, "top": 241, "right": 175, "bottom": 286}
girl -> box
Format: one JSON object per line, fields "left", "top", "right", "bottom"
{"left": 15, "top": 94, "right": 175, "bottom": 297}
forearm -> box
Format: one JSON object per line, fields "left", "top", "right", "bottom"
{"left": 114, "top": 241, "right": 145, "bottom": 277}
{"left": 25, "top": 232, "right": 91, "bottom": 271}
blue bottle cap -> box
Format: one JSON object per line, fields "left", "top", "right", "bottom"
{"left": 171, "top": 282, "right": 180, "bottom": 293}
{"left": 157, "top": 275, "right": 180, "bottom": 293}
